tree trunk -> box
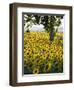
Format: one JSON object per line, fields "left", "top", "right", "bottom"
{"left": 50, "top": 30, "right": 54, "bottom": 41}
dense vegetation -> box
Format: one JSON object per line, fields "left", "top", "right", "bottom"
{"left": 24, "top": 32, "right": 63, "bottom": 74}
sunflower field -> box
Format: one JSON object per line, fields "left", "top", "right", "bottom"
{"left": 24, "top": 32, "right": 63, "bottom": 74}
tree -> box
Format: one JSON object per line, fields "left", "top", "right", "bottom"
{"left": 41, "top": 16, "right": 56, "bottom": 41}
{"left": 24, "top": 14, "right": 63, "bottom": 41}
{"left": 24, "top": 15, "right": 35, "bottom": 32}
{"left": 41, "top": 16, "right": 63, "bottom": 41}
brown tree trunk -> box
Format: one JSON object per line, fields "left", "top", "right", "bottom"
{"left": 50, "top": 31, "right": 54, "bottom": 41}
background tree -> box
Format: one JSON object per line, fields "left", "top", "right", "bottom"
{"left": 24, "top": 15, "right": 35, "bottom": 32}
{"left": 41, "top": 15, "right": 63, "bottom": 41}
{"left": 41, "top": 16, "right": 56, "bottom": 41}
{"left": 24, "top": 14, "right": 63, "bottom": 41}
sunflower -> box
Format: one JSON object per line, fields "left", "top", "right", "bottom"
{"left": 44, "top": 63, "right": 52, "bottom": 72}
{"left": 24, "top": 32, "right": 63, "bottom": 73}
{"left": 33, "top": 68, "right": 39, "bottom": 74}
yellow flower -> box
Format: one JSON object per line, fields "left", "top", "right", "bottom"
{"left": 24, "top": 32, "right": 63, "bottom": 73}
{"left": 24, "top": 59, "right": 28, "bottom": 64}
{"left": 44, "top": 63, "right": 52, "bottom": 72}
{"left": 33, "top": 68, "right": 39, "bottom": 74}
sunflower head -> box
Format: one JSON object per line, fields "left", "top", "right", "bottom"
{"left": 33, "top": 68, "right": 39, "bottom": 74}
{"left": 44, "top": 63, "right": 52, "bottom": 73}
